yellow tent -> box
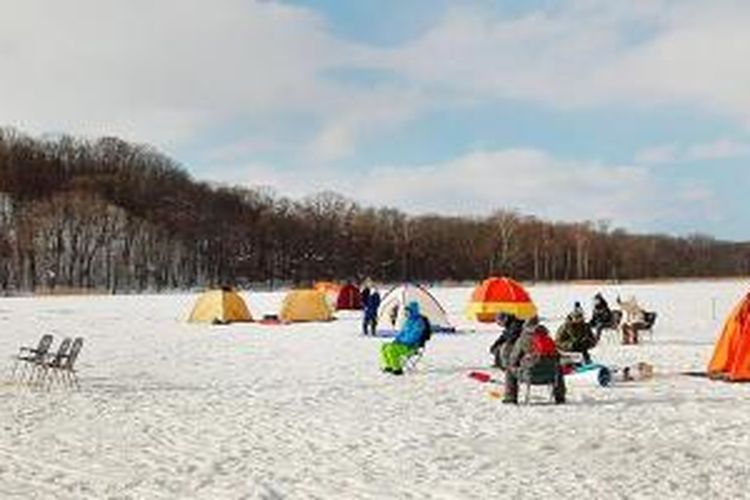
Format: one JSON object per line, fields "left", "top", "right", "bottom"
{"left": 280, "top": 289, "right": 334, "bottom": 322}
{"left": 188, "top": 289, "right": 252, "bottom": 324}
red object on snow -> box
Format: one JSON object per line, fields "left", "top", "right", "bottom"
{"left": 336, "top": 283, "right": 362, "bottom": 310}
{"left": 468, "top": 371, "right": 493, "bottom": 383}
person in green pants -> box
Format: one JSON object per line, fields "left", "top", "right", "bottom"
{"left": 380, "top": 301, "right": 431, "bottom": 375}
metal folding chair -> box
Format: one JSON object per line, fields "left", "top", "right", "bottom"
{"left": 10, "top": 334, "right": 54, "bottom": 382}
{"left": 36, "top": 337, "right": 72, "bottom": 386}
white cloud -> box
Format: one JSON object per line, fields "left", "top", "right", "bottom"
{"left": 215, "top": 148, "right": 716, "bottom": 232}
{"left": 4, "top": 0, "right": 750, "bottom": 168}
{"left": 0, "top": 0, "right": 384, "bottom": 150}
{"left": 372, "top": 1, "right": 750, "bottom": 124}
{"left": 635, "top": 144, "right": 679, "bottom": 164}
{"left": 685, "top": 138, "right": 750, "bottom": 161}
{"left": 636, "top": 138, "right": 750, "bottom": 164}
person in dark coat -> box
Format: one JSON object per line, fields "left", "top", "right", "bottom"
{"left": 555, "top": 308, "right": 597, "bottom": 364}
{"left": 362, "top": 288, "right": 380, "bottom": 336}
{"left": 489, "top": 312, "right": 524, "bottom": 369}
{"left": 360, "top": 282, "right": 371, "bottom": 311}
{"left": 504, "top": 317, "right": 566, "bottom": 404}
{"left": 590, "top": 293, "right": 613, "bottom": 341}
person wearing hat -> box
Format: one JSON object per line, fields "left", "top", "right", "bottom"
{"left": 489, "top": 312, "right": 525, "bottom": 370}
{"left": 555, "top": 306, "right": 597, "bottom": 364}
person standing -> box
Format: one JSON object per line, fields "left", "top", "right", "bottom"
{"left": 360, "top": 281, "right": 371, "bottom": 311}
{"left": 362, "top": 288, "right": 381, "bottom": 336}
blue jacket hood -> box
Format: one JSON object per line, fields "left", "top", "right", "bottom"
{"left": 395, "top": 301, "right": 425, "bottom": 347}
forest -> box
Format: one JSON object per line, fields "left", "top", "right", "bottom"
{"left": 0, "top": 127, "right": 748, "bottom": 293}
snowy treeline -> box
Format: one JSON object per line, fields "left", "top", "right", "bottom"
{"left": 0, "top": 128, "right": 748, "bottom": 293}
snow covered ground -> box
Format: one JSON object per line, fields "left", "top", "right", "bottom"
{"left": 1, "top": 280, "right": 749, "bottom": 499}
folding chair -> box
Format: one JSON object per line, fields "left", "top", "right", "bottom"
{"left": 595, "top": 310, "right": 623, "bottom": 345}
{"left": 35, "top": 337, "right": 72, "bottom": 386}
{"left": 643, "top": 312, "right": 658, "bottom": 342}
{"left": 55, "top": 337, "right": 84, "bottom": 389}
{"left": 10, "top": 334, "right": 54, "bottom": 382}
{"left": 620, "top": 312, "right": 657, "bottom": 344}
{"left": 518, "top": 358, "right": 565, "bottom": 405}
{"left": 401, "top": 346, "right": 425, "bottom": 372}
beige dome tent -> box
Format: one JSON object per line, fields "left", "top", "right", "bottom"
{"left": 188, "top": 288, "right": 252, "bottom": 324}
{"left": 377, "top": 283, "right": 453, "bottom": 334}
{"left": 280, "top": 289, "right": 334, "bottom": 322}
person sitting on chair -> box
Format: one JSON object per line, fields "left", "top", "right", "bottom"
{"left": 555, "top": 308, "right": 597, "bottom": 364}
{"left": 503, "top": 317, "right": 566, "bottom": 405}
{"left": 380, "top": 301, "right": 431, "bottom": 375}
{"left": 489, "top": 312, "right": 524, "bottom": 370}
{"left": 618, "top": 295, "right": 647, "bottom": 345}
{"left": 589, "top": 293, "right": 613, "bottom": 341}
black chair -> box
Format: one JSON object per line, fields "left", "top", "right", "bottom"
{"left": 11, "top": 334, "right": 54, "bottom": 382}
{"left": 643, "top": 312, "right": 658, "bottom": 342}
{"left": 37, "top": 337, "right": 72, "bottom": 386}
{"left": 594, "top": 310, "right": 623, "bottom": 344}
{"left": 41, "top": 337, "right": 84, "bottom": 389}
{"left": 518, "top": 358, "right": 565, "bottom": 405}
{"left": 57, "top": 337, "right": 84, "bottom": 388}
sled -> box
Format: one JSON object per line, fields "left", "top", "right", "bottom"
{"left": 569, "top": 361, "right": 654, "bottom": 387}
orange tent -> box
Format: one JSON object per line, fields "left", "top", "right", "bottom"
{"left": 708, "top": 293, "right": 750, "bottom": 381}
{"left": 466, "top": 277, "right": 537, "bottom": 322}
{"left": 314, "top": 281, "right": 341, "bottom": 307}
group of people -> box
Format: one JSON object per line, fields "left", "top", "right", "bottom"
{"left": 487, "top": 292, "right": 654, "bottom": 404}
{"left": 589, "top": 292, "right": 652, "bottom": 345}
{"left": 372, "top": 282, "right": 653, "bottom": 400}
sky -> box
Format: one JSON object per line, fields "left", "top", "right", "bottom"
{"left": 1, "top": 0, "right": 749, "bottom": 240}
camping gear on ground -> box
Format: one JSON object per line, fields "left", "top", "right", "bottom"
{"left": 564, "top": 361, "right": 655, "bottom": 387}
{"left": 188, "top": 288, "right": 252, "bottom": 324}
{"left": 708, "top": 292, "right": 750, "bottom": 381}
{"left": 466, "top": 277, "right": 537, "bottom": 322}
{"left": 259, "top": 314, "right": 281, "bottom": 325}
{"left": 280, "top": 289, "right": 334, "bottom": 322}
{"left": 336, "top": 283, "right": 362, "bottom": 310}
{"left": 376, "top": 283, "right": 453, "bottom": 335}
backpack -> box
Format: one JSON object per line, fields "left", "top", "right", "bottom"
{"left": 530, "top": 327, "right": 557, "bottom": 357}
{"left": 418, "top": 315, "right": 432, "bottom": 348}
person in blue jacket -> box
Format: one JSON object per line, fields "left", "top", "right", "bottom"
{"left": 362, "top": 288, "right": 381, "bottom": 335}
{"left": 380, "top": 301, "right": 431, "bottom": 375}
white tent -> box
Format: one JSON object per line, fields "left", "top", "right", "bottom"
{"left": 377, "top": 283, "right": 453, "bottom": 334}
